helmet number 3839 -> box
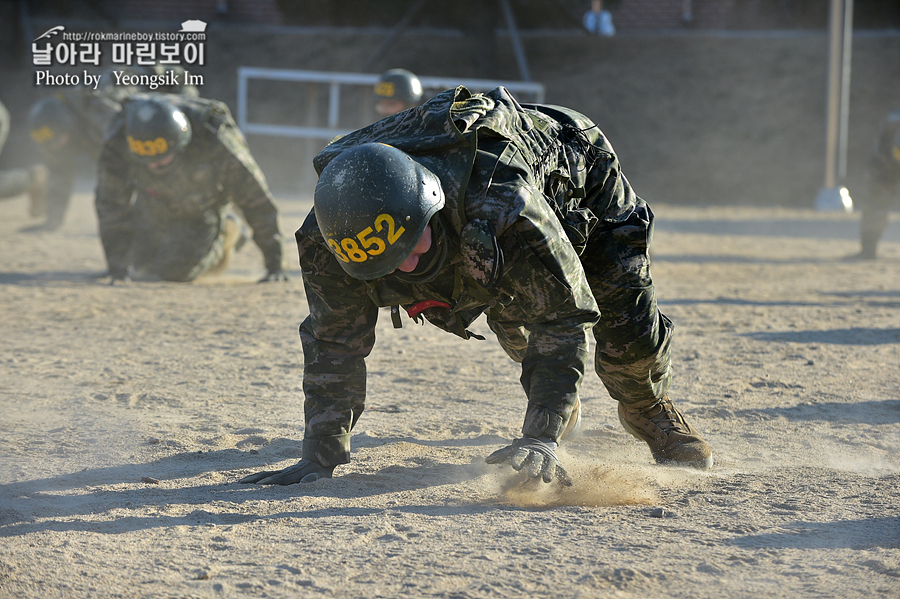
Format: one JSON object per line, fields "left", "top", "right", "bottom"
{"left": 127, "top": 135, "right": 169, "bottom": 157}
{"left": 327, "top": 213, "right": 406, "bottom": 263}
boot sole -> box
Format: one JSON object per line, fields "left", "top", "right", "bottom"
{"left": 655, "top": 454, "right": 714, "bottom": 470}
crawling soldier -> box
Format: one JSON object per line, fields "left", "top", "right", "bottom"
{"left": 96, "top": 94, "right": 286, "bottom": 283}
{"left": 241, "top": 86, "right": 712, "bottom": 486}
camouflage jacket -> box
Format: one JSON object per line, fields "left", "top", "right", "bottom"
{"left": 96, "top": 94, "right": 284, "bottom": 275}
{"left": 297, "top": 86, "right": 638, "bottom": 467}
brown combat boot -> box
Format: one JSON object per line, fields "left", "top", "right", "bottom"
{"left": 28, "top": 164, "right": 48, "bottom": 218}
{"left": 618, "top": 395, "right": 712, "bottom": 469}
{"left": 206, "top": 214, "right": 247, "bottom": 276}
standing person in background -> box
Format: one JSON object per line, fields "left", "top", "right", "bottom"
{"left": 847, "top": 104, "right": 900, "bottom": 260}
{"left": 0, "top": 98, "right": 47, "bottom": 218}
{"left": 373, "top": 68, "right": 423, "bottom": 118}
{"left": 26, "top": 90, "right": 120, "bottom": 232}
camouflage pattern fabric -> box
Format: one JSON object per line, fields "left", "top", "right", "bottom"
{"left": 96, "top": 94, "right": 284, "bottom": 281}
{"left": 0, "top": 99, "right": 30, "bottom": 200}
{"left": 297, "top": 86, "right": 672, "bottom": 468}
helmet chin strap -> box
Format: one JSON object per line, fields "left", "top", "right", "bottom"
{"left": 147, "top": 155, "right": 177, "bottom": 175}
{"left": 393, "top": 214, "right": 450, "bottom": 283}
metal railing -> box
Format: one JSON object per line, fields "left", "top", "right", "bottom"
{"left": 236, "top": 67, "right": 545, "bottom": 141}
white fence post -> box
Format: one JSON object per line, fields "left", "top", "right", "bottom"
{"left": 236, "top": 67, "right": 545, "bottom": 141}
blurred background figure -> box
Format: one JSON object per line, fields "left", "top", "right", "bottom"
{"left": 95, "top": 93, "right": 286, "bottom": 283}
{"left": 582, "top": 0, "right": 615, "bottom": 36}
{"left": 0, "top": 98, "right": 47, "bottom": 218}
{"left": 847, "top": 104, "right": 900, "bottom": 260}
{"left": 373, "top": 68, "right": 423, "bottom": 118}
{"left": 26, "top": 90, "right": 116, "bottom": 233}
{"left": 26, "top": 66, "right": 200, "bottom": 233}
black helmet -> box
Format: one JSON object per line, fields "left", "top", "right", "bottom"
{"left": 374, "top": 69, "right": 423, "bottom": 105}
{"left": 124, "top": 95, "right": 191, "bottom": 165}
{"left": 314, "top": 143, "right": 445, "bottom": 280}
{"left": 28, "top": 96, "right": 75, "bottom": 150}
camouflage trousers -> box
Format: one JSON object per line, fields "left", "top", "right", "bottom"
{"left": 129, "top": 196, "right": 238, "bottom": 282}
{"left": 492, "top": 197, "right": 672, "bottom": 406}
{"left": 582, "top": 198, "right": 672, "bottom": 404}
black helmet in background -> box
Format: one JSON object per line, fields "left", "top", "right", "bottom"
{"left": 374, "top": 69, "right": 423, "bottom": 117}
{"left": 28, "top": 95, "right": 76, "bottom": 154}
{"left": 124, "top": 94, "right": 191, "bottom": 169}
{"left": 314, "top": 142, "right": 444, "bottom": 279}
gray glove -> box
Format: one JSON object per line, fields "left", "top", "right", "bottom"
{"left": 485, "top": 436, "right": 572, "bottom": 485}
{"left": 238, "top": 458, "right": 334, "bottom": 485}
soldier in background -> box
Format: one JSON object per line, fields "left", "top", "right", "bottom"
{"left": 96, "top": 93, "right": 286, "bottom": 283}
{"left": 373, "top": 68, "right": 423, "bottom": 118}
{"left": 26, "top": 66, "right": 199, "bottom": 233}
{"left": 848, "top": 104, "right": 900, "bottom": 260}
{"left": 0, "top": 98, "right": 47, "bottom": 217}
{"left": 26, "top": 91, "right": 119, "bottom": 232}
{"left": 240, "top": 86, "right": 712, "bottom": 486}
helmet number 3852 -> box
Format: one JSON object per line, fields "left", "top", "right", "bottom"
{"left": 327, "top": 213, "right": 406, "bottom": 263}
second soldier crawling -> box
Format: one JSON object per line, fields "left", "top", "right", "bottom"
{"left": 95, "top": 93, "right": 287, "bottom": 283}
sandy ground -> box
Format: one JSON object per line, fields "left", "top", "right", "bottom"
{"left": 0, "top": 186, "right": 898, "bottom": 599}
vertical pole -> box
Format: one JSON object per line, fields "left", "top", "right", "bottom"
{"left": 837, "top": 0, "right": 854, "bottom": 181}
{"left": 236, "top": 68, "right": 248, "bottom": 132}
{"left": 499, "top": 0, "right": 531, "bottom": 82}
{"left": 816, "top": 0, "right": 853, "bottom": 211}
{"left": 361, "top": 0, "right": 425, "bottom": 72}
{"left": 304, "top": 82, "right": 320, "bottom": 192}
{"left": 823, "top": 0, "right": 842, "bottom": 190}
{"left": 18, "top": 0, "right": 34, "bottom": 50}
{"left": 328, "top": 81, "right": 340, "bottom": 130}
